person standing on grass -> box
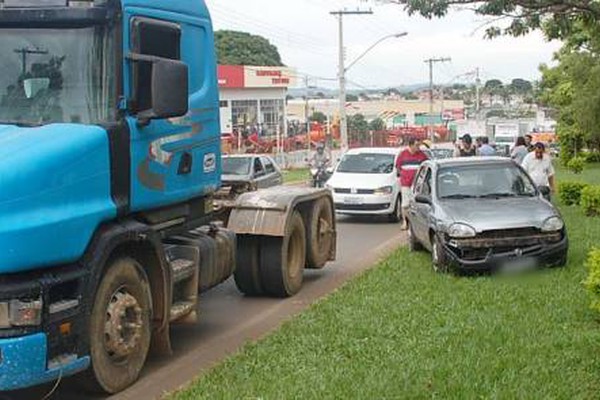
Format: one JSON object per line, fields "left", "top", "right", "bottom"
{"left": 522, "top": 142, "right": 556, "bottom": 198}
{"left": 511, "top": 136, "right": 529, "bottom": 164}
{"left": 396, "top": 137, "right": 428, "bottom": 230}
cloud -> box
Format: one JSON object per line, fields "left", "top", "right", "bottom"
{"left": 207, "top": 0, "right": 561, "bottom": 88}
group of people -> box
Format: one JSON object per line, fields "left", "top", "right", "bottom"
{"left": 395, "top": 133, "right": 556, "bottom": 229}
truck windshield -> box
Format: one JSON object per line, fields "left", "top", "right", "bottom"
{"left": 0, "top": 26, "right": 115, "bottom": 126}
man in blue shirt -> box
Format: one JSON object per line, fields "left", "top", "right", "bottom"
{"left": 478, "top": 136, "right": 496, "bottom": 156}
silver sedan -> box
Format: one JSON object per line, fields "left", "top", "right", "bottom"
{"left": 407, "top": 157, "right": 568, "bottom": 273}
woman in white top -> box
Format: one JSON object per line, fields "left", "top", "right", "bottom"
{"left": 511, "top": 136, "right": 529, "bottom": 164}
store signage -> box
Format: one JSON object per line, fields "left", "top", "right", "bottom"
{"left": 218, "top": 65, "right": 297, "bottom": 89}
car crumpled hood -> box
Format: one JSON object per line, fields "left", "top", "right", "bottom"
{"left": 328, "top": 172, "right": 395, "bottom": 189}
{"left": 438, "top": 196, "right": 559, "bottom": 232}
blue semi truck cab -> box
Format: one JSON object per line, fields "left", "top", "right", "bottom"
{"left": 0, "top": 0, "right": 336, "bottom": 394}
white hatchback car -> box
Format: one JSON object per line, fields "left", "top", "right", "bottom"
{"left": 326, "top": 147, "right": 401, "bottom": 222}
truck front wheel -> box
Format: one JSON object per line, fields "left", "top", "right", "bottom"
{"left": 81, "top": 257, "right": 152, "bottom": 394}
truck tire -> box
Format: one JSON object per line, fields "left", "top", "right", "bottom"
{"left": 306, "top": 198, "right": 334, "bottom": 269}
{"left": 234, "top": 236, "right": 263, "bottom": 296}
{"left": 260, "top": 211, "right": 306, "bottom": 297}
{"left": 79, "top": 258, "right": 152, "bottom": 394}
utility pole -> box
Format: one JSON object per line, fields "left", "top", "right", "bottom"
{"left": 331, "top": 9, "right": 373, "bottom": 153}
{"left": 475, "top": 67, "right": 481, "bottom": 120}
{"left": 424, "top": 57, "right": 451, "bottom": 142}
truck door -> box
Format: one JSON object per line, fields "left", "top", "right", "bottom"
{"left": 124, "top": 12, "right": 221, "bottom": 212}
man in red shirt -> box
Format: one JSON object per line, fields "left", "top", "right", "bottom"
{"left": 396, "top": 137, "right": 429, "bottom": 229}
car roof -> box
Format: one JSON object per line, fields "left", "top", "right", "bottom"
{"left": 345, "top": 147, "right": 399, "bottom": 155}
{"left": 429, "top": 156, "right": 514, "bottom": 167}
{"left": 223, "top": 154, "right": 259, "bottom": 159}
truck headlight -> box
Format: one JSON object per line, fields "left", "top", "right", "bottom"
{"left": 541, "top": 216, "right": 564, "bottom": 232}
{"left": 374, "top": 186, "right": 393, "bottom": 195}
{"left": 448, "top": 223, "right": 477, "bottom": 238}
{"left": 0, "top": 298, "right": 42, "bottom": 328}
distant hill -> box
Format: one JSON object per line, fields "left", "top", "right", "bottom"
{"left": 288, "top": 83, "right": 429, "bottom": 98}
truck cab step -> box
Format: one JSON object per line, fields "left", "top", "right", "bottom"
{"left": 169, "top": 301, "right": 196, "bottom": 322}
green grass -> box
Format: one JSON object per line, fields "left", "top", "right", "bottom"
{"left": 282, "top": 168, "right": 309, "bottom": 184}
{"left": 556, "top": 162, "right": 600, "bottom": 185}
{"left": 173, "top": 165, "right": 600, "bottom": 400}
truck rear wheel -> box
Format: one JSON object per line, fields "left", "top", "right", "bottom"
{"left": 234, "top": 236, "right": 263, "bottom": 296}
{"left": 260, "top": 211, "right": 306, "bottom": 297}
{"left": 80, "top": 258, "right": 152, "bottom": 394}
{"left": 306, "top": 198, "right": 334, "bottom": 269}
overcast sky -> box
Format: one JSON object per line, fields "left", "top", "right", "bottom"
{"left": 205, "top": 0, "right": 562, "bottom": 90}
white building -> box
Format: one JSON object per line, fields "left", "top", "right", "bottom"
{"left": 218, "top": 65, "right": 297, "bottom": 137}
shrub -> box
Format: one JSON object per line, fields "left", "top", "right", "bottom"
{"left": 584, "top": 248, "right": 600, "bottom": 314}
{"left": 559, "top": 181, "right": 590, "bottom": 206}
{"left": 584, "top": 151, "right": 600, "bottom": 164}
{"left": 567, "top": 156, "right": 586, "bottom": 174}
{"left": 581, "top": 185, "right": 600, "bottom": 216}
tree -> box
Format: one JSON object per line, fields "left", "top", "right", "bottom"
{"left": 346, "top": 94, "right": 359, "bottom": 102}
{"left": 484, "top": 79, "right": 504, "bottom": 105}
{"left": 309, "top": 111, "right": 327, "bottom": 124}
{"left": 348, "top": 114, "right": 369, "bottom": 143}
{"left": 383, "top": 0, "right": 600, "bottom": 42}
{"left": 369, "top": 118, "right": 386, "bottom": 131}
{"left": 509, "top": 78, "right": 533, "bottom": 95}
{"left": 215, "top": 30, "right": 283, "bottom": 66}
{"left": 404, "top": 92, "right": 419, "bottom": 100}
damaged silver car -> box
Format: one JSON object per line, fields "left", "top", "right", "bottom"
{"left": 407, "top": 157, "right": 568, "bottom": 273}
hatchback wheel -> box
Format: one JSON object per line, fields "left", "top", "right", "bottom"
{"left": 432, "top": 234, "right": 450, "bottom": 273}
{"left": 388, "top": 196, "right": 402, "bottom": 223}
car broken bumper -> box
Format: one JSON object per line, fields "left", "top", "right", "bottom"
{"left": 443, "top": 232, "right": 569, "bottom": 272}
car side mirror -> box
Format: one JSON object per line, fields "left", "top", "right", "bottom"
{"left": 415, "top": 194, "right": 432, "bottom": 205}
{"left": 129, "top": 54, "right": 189, "bottom": 125}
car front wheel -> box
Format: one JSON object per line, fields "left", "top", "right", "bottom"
{"left": 432, "top": 234, "right": 450, "bottom": 274}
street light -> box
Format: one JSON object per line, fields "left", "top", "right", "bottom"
{"left": 345, "top": 32, "right": 408, "bottom": 73}
{"left": 338, "top": 32, "right": 408, "bottom": 153}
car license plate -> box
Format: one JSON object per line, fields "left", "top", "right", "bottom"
{"left": 500, "top": 257, "right": 537, "bottom": 274}
{"left": 344, "top": 196, "right": 362, "bottom": 205}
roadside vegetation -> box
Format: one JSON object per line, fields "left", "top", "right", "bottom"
{"left": 174, "top": 164, "right": 600, "bottom": 399}
{"left": 282, "top": 168, "right": 309, "bottom": 184}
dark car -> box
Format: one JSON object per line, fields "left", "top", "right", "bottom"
{"left": 407, "top": 157, "right": 568, "bottom": 273}
{"left": 222, "top": 155, "right": 283, "bottom": 190}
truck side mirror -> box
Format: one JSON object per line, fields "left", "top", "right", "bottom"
{"left": 128, "top": 54, "right": 189, "bottom": 125}
{"left": 149, "top": 59, "right": 189, "bottom": 120}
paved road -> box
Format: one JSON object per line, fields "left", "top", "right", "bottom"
{"left": 8, "top": 216, "right": 404, "bottom": 400}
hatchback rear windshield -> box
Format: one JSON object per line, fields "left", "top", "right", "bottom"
{"left": 222, "top": 157, "right": 251, "bottom": 176}
{"left": 336, "top": 153, "right": 395, "bottom": 174}
{"left": 437, "top": 163, "right": 537, "bottom": 199}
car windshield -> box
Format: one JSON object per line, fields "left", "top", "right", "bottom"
{"left": 223, "top": 157, "right": 251, "bottom": 176}
{"left": 337, "top": 153, "right": 395, "bottom": 174}
{"left": 437, "top": 163, "right": 537, "bottom": 199}
{"left": 0, "top": 26, "right": 116, "bottom": 126}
